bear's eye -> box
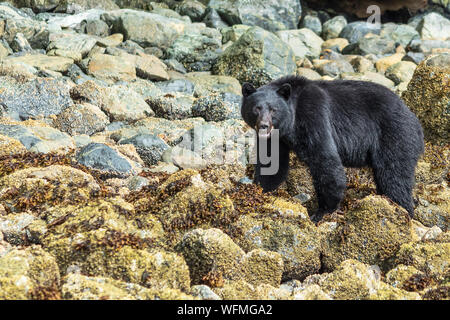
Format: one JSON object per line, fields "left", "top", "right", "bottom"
{"left": 254, "top": 106, "right": 262, "bottom": 113}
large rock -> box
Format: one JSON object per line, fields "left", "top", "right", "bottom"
{"left": 320, "top": 195, "right": 412, "bottom": 272}
{"left": 302, "top": 259, "right": 420, "bottom": 300}
{"left": 402, "top": 53, "right": 450, "bottom": 144}
{"left": 3, "top": 54, "right": 74, "bottom": 73}
{"left": 47, "top": 31, "right": 98, "bottom": 58}
{"left": 385, "top": 61, "right": 416, "bottom": 85}
{"left": 76, "top": 142, "right": 135, "bottom": 174}
{"left": 0, "top": 246, "right": 60, "bottom": 299}
{"left": 380, "top": 23, "right": 419, "bottom": 47}
{"left": 166, "top": 27, "right": 222, "bottom": 72}
{"left": 230, "top": 197, "right": 320, "bottom": 280}
{"left": 322, "top": 15, "right": 347, "bottom": 40}
{"left": 54, "top": 103, "right": 110, "bottom": 136}
{"left": 0, "top": 3, "right": 49, "bottom": 49}
{"left": 208, "top": 0, "right": 302, "bottom": 32}
{"left": 213, "top": 26, "right": 296, "bottom": 86}
{"left": 276, "top": 28, "right": 324, "bottom": 59}
{"left": 339, "top": 21, "right": 381, "bottom": 44}
{"left": 0, "top": 122, "right": 75, "bottom": 154}
{"left": 0, "top": 165, "right": 99, "bottom": 212}
{"left": 417, "top": 12, "right": 450, "bottom": 40}
{"left": 101, "top": 9, "right": 187, "bottom": 48}
{"left": 70, "top": 81, "right": 154, "bottom": 122}
{"left": 85, "top": 53, "right": 136, "bottom": 82}
{"left": 0, "top": 77, "right": 73, "bottom": 120}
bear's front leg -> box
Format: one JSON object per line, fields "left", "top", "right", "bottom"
{"left": 305, "top": 150, "right": 347, "bottom": 222}
{"left": 254, "top": 137, "right": 290, "bottom": 192}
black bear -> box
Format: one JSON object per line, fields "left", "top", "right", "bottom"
{"left": 241, "top": 76, "right": 424, "bottom": 222}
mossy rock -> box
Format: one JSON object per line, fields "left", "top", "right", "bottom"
{"left": 320, "top": 195, "right": 412, "bottom": 272}
{"left": 61, "top": 273, "right": 194, "bottom": 300}
{"left": 308, "top": 259, "right": 420, "bottom": 300}
{"left": 0, "top": 245, "right": 60, "bottom": 299}
{"left": 213, "top": 279, "right": 291, "bottom": 300}
{"left": 239, "top": 249, "right": 284, "bottom": 287}
{"left": 395, "top": 241, "right": 450, "bottom": 283}
{"left": 177, "top": 228, "right": 245, "bottom": 285}
{"left": 385, "top": 265, "right": 432, "bottom": 293}
{"left": 213, "top": 26, "right": 296, "bottom": 86}
{"left": 402, "top": 53, "right": 450, "bottom": 145}
{"left": 0, "top": 165, "right": 100, "bottom": 213}
{"left": 230, "top": 205, "right": 320, "bottom": 281}
{"left": 414, "top": 182, "right": 450, "bottom": 231}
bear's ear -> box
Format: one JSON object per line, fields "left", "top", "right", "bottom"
{"left": 242, "top": 82, "right": 256, "bottom": 97}
{"left": 277, "top": 83, "right": 291, "bottom": 100}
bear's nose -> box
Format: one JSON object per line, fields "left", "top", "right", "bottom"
{"left": 259, "top": 123, "right": 269, "bottom": 130}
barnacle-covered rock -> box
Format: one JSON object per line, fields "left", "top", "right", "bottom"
{"left": 0, "top": 245, "right": 60, "bottom": 299}
{"left": 320, "top": 195, "right": 412, "bottom": 272}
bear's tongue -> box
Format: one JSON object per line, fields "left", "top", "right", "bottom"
{"left": 257, "top": 126, "right": 273, "bottom": 139}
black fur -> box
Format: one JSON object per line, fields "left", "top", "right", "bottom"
{"left": 241, "top": 76, "right": 424, "bottom": 222}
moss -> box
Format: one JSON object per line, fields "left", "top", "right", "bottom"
{"left": 321, "top": 195, "right": 412, "bottom": 272}
{"left": 402, "top": 53, "right": 450, "bottom": 145}
{"left": 0, "top": 245, "right": 60, "bottom": 300}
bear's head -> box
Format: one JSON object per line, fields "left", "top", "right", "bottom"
{"left": 241, "top": 82, "right": 294, "bottom": 139}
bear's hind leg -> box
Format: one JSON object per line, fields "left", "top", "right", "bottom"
{"left": 371, "top": 154, "right": 415, "bottom": 216}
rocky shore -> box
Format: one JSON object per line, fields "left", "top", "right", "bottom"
{"left": 0, "top": 0, "right": 449, "bottom": 300}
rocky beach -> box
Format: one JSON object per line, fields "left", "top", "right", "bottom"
{"left": 0, "top": 0, "right": 449, "bottom": 300}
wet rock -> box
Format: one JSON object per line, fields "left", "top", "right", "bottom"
{"left": 76, "top": 142, "right": 135, "bottom": 174}
{"left": 213, "top": 26, "right": 296, "bottom": 86}
{"left": 208, "top": 0, "right": 302, "bottom": 32}
{"left": 321, "top": 195, "right": 412, "bottom": 272}
{"left": 402, "top": 53, "right": 450, "bottom": 144}
{"left": 277, "top": 28, "right": 324, "bottom": 60}
{"left": 54, "top": 103, "right": 109, "bottom": 136}
{"left": 0, "top": 246, "right": 60, "bottom": 299}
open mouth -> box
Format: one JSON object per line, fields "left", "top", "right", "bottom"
{"left": 257, "top": 126, "right": 273, "bottom": 139}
